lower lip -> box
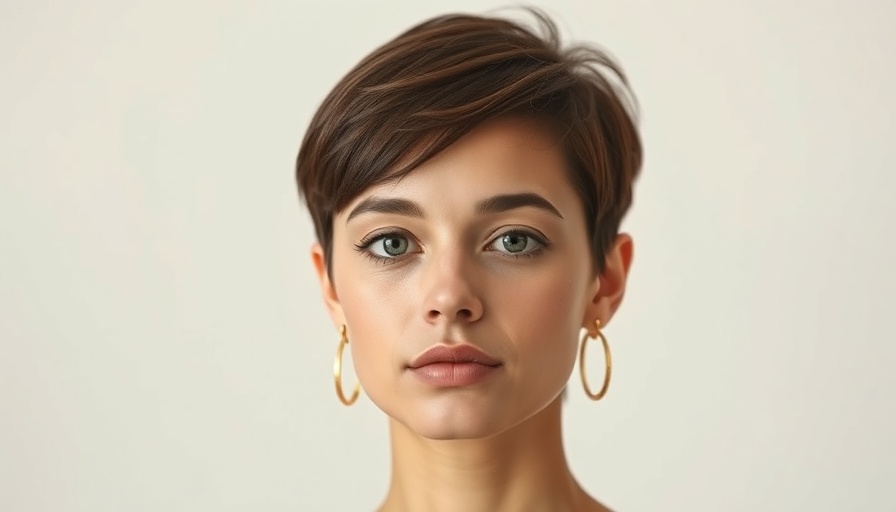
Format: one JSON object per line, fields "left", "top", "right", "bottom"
{"left": 408, "top": 362, "right": 502, "bottom": 387}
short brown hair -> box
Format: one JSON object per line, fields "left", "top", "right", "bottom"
{"left": 296, "top": 9, "right": 642, "bottom": 274}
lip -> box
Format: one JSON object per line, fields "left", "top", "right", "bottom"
{"left": 408, "top": 344, "right": 502, "bottom": 369}
{"left": 407, "top": 344, "right": 502, "bottom": 387}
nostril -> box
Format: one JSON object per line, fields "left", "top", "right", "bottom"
{"left": 422, "top": 287, "right": 484, "bottom": 324}
{"left": 426, "top": 307, "right": 474, "bottom": 322}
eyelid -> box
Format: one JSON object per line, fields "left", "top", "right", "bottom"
{"left": 487, "top": 226, "right": 549, "bottom": 245}
{"left": 354, "top": 228, "right": 421, "bottom": 263}
{"left": 356, "top": 228, "right": 415, "bottom": 248}
{"left": 485, "top": 227, "right": 550, "bottom": 255}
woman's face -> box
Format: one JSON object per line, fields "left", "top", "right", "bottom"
{"left": 313, "top": 116, "right": 627, "bottom": 439}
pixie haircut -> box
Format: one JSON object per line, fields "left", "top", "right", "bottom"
{"left": 296, "top": 9, "right": 642, "bottom": 274}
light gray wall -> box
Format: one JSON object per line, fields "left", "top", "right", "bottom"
{"left": 1, "top": 0, "right": 894, "bottom": 510}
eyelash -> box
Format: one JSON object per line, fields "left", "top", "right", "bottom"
{"left": 353, "top": 228, "right": 549, "bottom": 264}
{"left": 354, "top": 230, "right": 415, "bottom": 265}
{"left": 488, "top": 229, "right": 549, "bottom": 259}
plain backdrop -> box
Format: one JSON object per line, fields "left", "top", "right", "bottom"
{"left": 2, "top": 0, "right": 895, "bottom": 510}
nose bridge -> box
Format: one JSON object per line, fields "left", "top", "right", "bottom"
{"left": 420, "top": 241, "right": 483, "bottom": 323}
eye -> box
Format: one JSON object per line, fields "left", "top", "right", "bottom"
{"left": 356, "top": 231, "right": 420, "bottom": 261}
{"left": 487, "top": 230, "right": 546, "bottom": 256}
{"left": 372, "top": 235, "right": 410, "bottom": 257}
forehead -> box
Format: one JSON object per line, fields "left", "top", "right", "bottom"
{"left": 338, "top": 116, "right": 578, "bottom": 216}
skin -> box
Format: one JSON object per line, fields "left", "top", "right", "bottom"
{"left": 312, "top": 116, "right": 633, "bottom": 512}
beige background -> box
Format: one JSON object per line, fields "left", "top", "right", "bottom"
{"left": 2, "top": 0, "right": 894, "bottom": 510}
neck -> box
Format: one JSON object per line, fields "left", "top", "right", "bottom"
{"left": 377, "top": 395, "right": 609, "bottom": 512}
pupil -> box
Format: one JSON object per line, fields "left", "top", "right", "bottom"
{"left": 502, "top": 234, "right": 527, "bottom": 253}
{"left": 384, "top": 237, "right": 407, "bottom": 256}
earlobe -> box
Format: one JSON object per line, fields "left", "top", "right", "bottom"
{"left": 311, "top": 243, "right": 345, "bottom": 326}
{"left": 582, "top": 233, "right": 634, "bottom": 328}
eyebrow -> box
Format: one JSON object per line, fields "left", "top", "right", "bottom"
{"left": 345, "top": 192, "right": 563, "bottom": 223}
{"left": 475, "top": 193, "right": 564, "bottom": 219}
{"left": 346, "top": 197, "right": 425, "bottom": 222}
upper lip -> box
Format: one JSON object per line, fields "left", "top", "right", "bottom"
{"left": 408, "top": 344, "right": 502, "bottom": 369}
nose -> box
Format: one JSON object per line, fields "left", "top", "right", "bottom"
{"left": 420, "top": 251, "right": 484, "bottom": 325}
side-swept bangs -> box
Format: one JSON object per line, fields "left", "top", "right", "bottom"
{"left": 296, "top": 9, "right": 641, "bottom": 273}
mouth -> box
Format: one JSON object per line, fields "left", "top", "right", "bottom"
{"left": 407, "top": 344, "right": 502, "bottom": 387}
{"left": 408, "top": 344, "right": 502, "bottom": 368}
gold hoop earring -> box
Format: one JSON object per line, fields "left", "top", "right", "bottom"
{"left": 579, "top": 319, "right": 612, "bottom": 401}
{"left": 333, "top": 325, "right": 360, "bottom": 406}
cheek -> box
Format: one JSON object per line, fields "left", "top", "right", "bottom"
{"left": 331, "top": 263, "right": 416, "bottom": 395}
{"left": 339, "top": 294, "right": 398, "bottom": 403}
{"left": 499, "top": 268, "right": 587, "bottom": 371}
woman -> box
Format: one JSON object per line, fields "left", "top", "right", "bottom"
{"left": 296, "top": 9, "right": 641, "bottom": 512}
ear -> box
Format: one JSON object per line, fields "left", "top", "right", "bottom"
{"left": 311, "top": 242, "right": 345, "bottom": 327}
{"left": 582, "top": 233, "right": 634, "bottom": 330}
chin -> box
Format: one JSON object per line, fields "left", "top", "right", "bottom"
{"left": 392, "top": 395, "right": 516, "bottom": 440}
